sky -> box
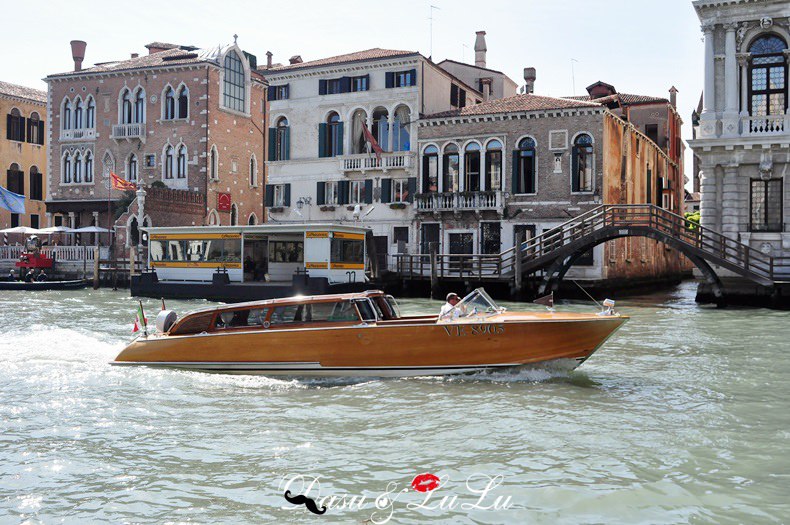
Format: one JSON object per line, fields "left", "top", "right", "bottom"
{"left": 3, "top": 0, "right": 703, "bottom": 178}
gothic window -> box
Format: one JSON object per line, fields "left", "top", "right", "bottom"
{"left": 748, "top": 35, "right": 787, "bottom": 117}
{"left": 86, "top": 96, "right": 95, "bottom": 128}
{"left": 85, "top": 151, "right": 93, "bottom": 182}
{"left": 514, "top": 137, "right": 536, "bottom": 194}
{"left": 164, "top": 145, "right": 174, "bottom": 179}
{"left": 464, "top": 142, "right": 481, "bottom": 192}
{"left": 177, "top": 85, "right": 189, "bottom": 119}
{"left": 128, "top": 153, "right": 138, "bottom": 182}
{"left": 223, "top": 50, "right": 246, "bottom": 113}
{"left": 121, "top": 89, "right": 133, "bottom": 124}
{"left": 164, "top": 86, "right": 175, "bottom": 120}
{"left": 62, "top": 99, "right": 72, "bottom": 131}
{"left": 422, "top": 145, "right": 439, "bottom": 193}
{"left": 249, "top": 154, "right": 257, "bottom": 186}
{"left": 442, "top": 143, "right": 459, "bottom": 193}
{"left": 73, "top": 151, "right": 83, "bottom": 183}
{"left": 209, "top": 145, "right": 218, "bottom": 180}
{"left": 750, "top": 179, "right": 783, "bottom": 232}
{"left": 74, "top": 98, "right": 83, "bottom": 129}
{"left": 571, "top": 134, "right": 593, "bottom": 192}
{"left": 485, "top": 140, "right": 503, "bottom": 192}
{"left": 176, "top": 145, "right": 187, "bottom": 179}
{"left": 134, "top": 88, "right": 145, "bottom": 123}
{"left": 274, "top": 117, "right": 289, "bottom": 160}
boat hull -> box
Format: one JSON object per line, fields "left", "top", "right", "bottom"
{"left": 112, "top": 313, "right": 627, "bottom": 377}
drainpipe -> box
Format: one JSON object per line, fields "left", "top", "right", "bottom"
{"left": 205, "top": 66, "right": 210, "bottom": 224}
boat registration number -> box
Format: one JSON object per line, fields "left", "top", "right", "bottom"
{"left": 443, "top": 324, "right": 505, "bottom": 337}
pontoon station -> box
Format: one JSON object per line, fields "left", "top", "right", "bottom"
{"left": 131, "top": 223, "right": 376, "bottom": 302}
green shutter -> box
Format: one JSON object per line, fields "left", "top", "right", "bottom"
{"left": 268, "top": 128, "right": 276, "bottom": 161}
{"left": 284, "top": 128, "right": 290, "bottom": 160}
{"left": 381, "top": 179, "right": 392, "bottom": 203}
{"left": 284, "top": 184, "right": 291, "bottom": 206}
{"left": 409, "top": 68, "right": 417, "bottom": 86}
{"left": 511, "top": 150, "right": 520, "bottom": 194}
{"left": 336, "top": 121, "right": 344, "bottom": 156}
{"left": 338, "top": 180, "right": 349, "bottom": 204}
{"left": 385, "top": 72, "right": 395, "bottom": 88}
{"left": 316, "top": 182, "right": 325, "bottom": 205}
{"left": 364, "top": 179, "right": 373, "bottom": 204}
{"left": 265, "top": 184, "right": 274, "bottom": 207}
{"left": 318, "top": 123, "right": 327, "bottom": 158}
{"left": 407, "top": 177, "right": 417, "bottom": 203}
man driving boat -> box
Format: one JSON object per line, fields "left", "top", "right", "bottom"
{"left": 439, "top": 292, "right": 461, "bottom": 320}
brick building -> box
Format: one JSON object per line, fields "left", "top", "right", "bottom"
{"left": 44, "top": 39, "right": 266, "bottom": 252}
{"left": 1, "top": 80, "right": 47, "bottom": 242}
{"left": 416, "top": 92, "right": 687, "bottom": 284}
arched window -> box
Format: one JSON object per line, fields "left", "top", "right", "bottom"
{"left": 372, "top": 107, "right": 389, "bottom": 152}
{"left": 274, "top": 117, "right": 290, "bottom": 160}
{"left": 322, "top": 112, "right": 343, "bottom": 157}
{"left": 134, "top": 88, "right": 145, "bottom": 123}
{"left": 485, "top": 140, "right": 503, "bottom": 191}
{"left": 572, "top": 134, "right": 593, "bottom": 193}
{"left": 86, "top": 97, "right": 95, "bottom": 128}
{"left": 209, "top": 145, "right": 219, "bottom": 180}
{"left": 84, "top": 151, "right": 93, "bottom": 182}
{"left": 351, "top": 109, "right": 368, "bottom": 154}
{"left": 392, "top": 106, "right": 411, "bottom": 152}
{"left": 128, "top": 153, "right": 138, "bottom": 182}
{"left": 442, "top": 144, "right": 460, "bottom": 193}
{"left": 176, "top": 145, "right": 187, "bottom": 179}
{"left": 464, "top": 142, "right": 482, "bottom": 192}
{"left": 230, "top": 204, "right": 238, "bottom": 226}
{"left": 121, "top": 89, "right": 133, "bottom": 124}
{"left": 63, "top": 99, "right": 72, "bottom": 130}
{"left": 177, "top": 85, "right": 189, "bottom": 119}
{"left": 164, "top": 145, "right": 174, "bottom": 179}
{"left": 28, "top": 112, "right": 41, "bottom": 145}
{"left": 248, "top": 213, "right": 257, "bottom": 225}
{"left": 207, "top": 209, "right": 219, "bottom": 226}
{"left": 422, "top": 145, "right": 439, "bottom": 193}
{"left": 74, "top": 98, "right": 83, "bottom": 129}
{"left": 73, "top": 151, "right": 83, "bottom": 183}
{"left": 223, "top": 50, "right": 246, "bottom": 113}
{"left": 249, "top": 155, "right": 257, "bottom": 186}
{"left": 748, "top": 35, "right": 787, "bottom": 119}
{"left": 164, "top": 86, "right": 175, "bottom": 120}
{"left": 29, "top": 165, "right": 43, "bottom": 200}
{"left": 514, "top": 137, "right": 536, "bottom": 194}
{"left": 63, "top": 153, "right": 72, "bottom": 183}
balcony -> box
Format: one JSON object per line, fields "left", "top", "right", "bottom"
{"left": 340, "top": 152, "right": 414, "bottom": 173}
{"left": 111, "top": 122, "right": 146, "bottom": 142}
{"left": 415, "top": 191, "right": 503, "bottom": 213}
{"left": 60, "top": 128, "right": 96, "bottom": 141}
{"left": 741, "top": 114, "right": 786, "bottom": 136}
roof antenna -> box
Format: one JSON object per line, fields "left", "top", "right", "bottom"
{"left": 570, "top": 58, "right": 579, "bottom": 95}
{"left": 428, "top": 5, "right": 440, "bottom": 60}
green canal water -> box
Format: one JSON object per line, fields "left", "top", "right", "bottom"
{"left": 1, "top": 282, "right": 788, "bottom": 524}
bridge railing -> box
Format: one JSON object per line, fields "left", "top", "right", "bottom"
{"left": 393, "top": 252, "right": 504, "bottom": 280}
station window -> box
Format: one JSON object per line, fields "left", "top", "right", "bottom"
{"left": 269, "top": 241, "right": 303, "bottom": 262}
{"left": 331, "top": 238, "right": 364, "bottom": 265}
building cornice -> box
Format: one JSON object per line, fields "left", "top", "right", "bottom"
{"left": 45, "top": 62, "right": 264, "bottom": 87}
{"left": 417, "top": 106, "right": 606, "bottom": 127}
{"left": 263, "top": 56, "right": 421, "bottom": 81}
{"left": 0, "top": 92, "right": 46, "bottom": 107}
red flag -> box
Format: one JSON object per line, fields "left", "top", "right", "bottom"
{"left": 111, "top": 172, "right": 136, "bottom": 191}
{"left": 361, "top": 122, "right": 383, "bottom": 161}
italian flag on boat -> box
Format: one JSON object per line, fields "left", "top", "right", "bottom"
{"left": 132, "top": 301, "right": 147, "bottom": 334}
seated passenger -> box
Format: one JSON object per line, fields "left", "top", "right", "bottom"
{"left": 36, "top": 270, "right": 48, "bottom": 282}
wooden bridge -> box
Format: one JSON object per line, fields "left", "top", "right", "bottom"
{"left": 393, "top": 204, "right": 790, "bottom": 301}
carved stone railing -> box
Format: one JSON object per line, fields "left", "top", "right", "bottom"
{"left": 111, "top": 123, "right": 146, "bottom": 141}
{"left": 60, "top": 128, "right": 96, "bottom": 141}
{"left": 741, "top": 114, "right": 786, "bottom": 135}
{"left": 415, "top": 191, "right": 503, "bottom": 212}
{"left": 341, "top": 152, "right": 414, "bottom": 172}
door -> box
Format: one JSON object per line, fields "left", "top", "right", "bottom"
{"left": 448, "top": 232, "right": 473, "bottom": 275}
{"left": 420, "top": 224, "right": 440, "bottom": 254}
{"left": 514, "top": 224, "right": 536, "bottom": 256}
{"left": 480, "top": 222, "right": 501, "bottom": 254}
{"left": 374, "top": 235, "right": 389, "bottom": 272}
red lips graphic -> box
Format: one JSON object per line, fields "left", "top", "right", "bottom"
{"left": 411, "top": 473, "right": 441, "bottom": 493}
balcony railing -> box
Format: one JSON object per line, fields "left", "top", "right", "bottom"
{"left": 742, "top": 114, "right": 786, "bottom": 136}
{"left": 415, "top": 191, "right": 503, "bottom": 212}
{"left": 111, "top": 122, "right": 146, "bottom": 141}
{"left": 341, "top": 152, "right": 414, "bottom": 172}
{"left": 60, "top": 128, "right": 96, "bottom": 141}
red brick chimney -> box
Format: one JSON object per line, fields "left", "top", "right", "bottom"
{"left": 70, "top": 40, "right": 86, "bottom": 72}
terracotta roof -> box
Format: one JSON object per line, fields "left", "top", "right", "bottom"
{"left": 425, "top": 94, "right": 601, "bottom": 119}
{"left": 266, "top": 48, "right": 418, "bottom": 72}
{"left": 0, "top": 80, "right": 46, "bottom": 103}
{"left": 567, "top": 93, "right": 669, "bottom": 105}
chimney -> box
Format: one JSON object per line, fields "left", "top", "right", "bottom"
{"left": 523, "top": 67, "right": 536, "bottom": 94}
{"left": 70, "top": 40, "right": 86, "bottom": 72}
{"left": 130, "top": 53, "right": 139, "bottom": 59}
{"left": 289, "top": 55, "right": 303, "bottom": 65}
{"left": 266, "top": 51, "right": 273, "bottom": 69}
{"left": 480, "top": 78, "right": 492, "bottom": 101}
{"left": 669, "top": 86, "right": 679, "bottom": 109}
{"left": 474, "top": 31, "right": 487, "bottom": 68}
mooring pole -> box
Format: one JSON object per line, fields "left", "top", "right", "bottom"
{"left": 430, "top": 242, "right": 439, "bottom": 299}
{"left": 92, "top": 245, "right": 100, "bottom": 289}
{"left": 514, "top": 231, "right": 524, "bottom": 296}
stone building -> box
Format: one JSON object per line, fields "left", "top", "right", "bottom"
{"left": 44, "top": 39, "right": 266, "bottom": 252}
{"left": 1, "top": 80, "right": 47, "bottom": 241}
{"left": 261, "top": 32, "right": 516, "bottom": 269}
{"left": 688, "top": 0, "right": 789, "bottom": 264}
{"left": 415, "top": 92, "right": 686, "bottom": 284}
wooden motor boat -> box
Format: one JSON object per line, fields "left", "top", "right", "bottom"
{"left": 112, "top": 288, "right": 628, "bottom": 377}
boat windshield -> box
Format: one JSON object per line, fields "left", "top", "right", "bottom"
{"left": 441, "top": 288, "right": 503, "bottom": 321}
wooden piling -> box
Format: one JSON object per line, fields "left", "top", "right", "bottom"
{"left": 92, "top": 246, "right": 100, "bottom": 289}
{"left": 514, "top": 231, "right": 524, "bottom": 296}
{"left": 430, "top": 242, "right": 439, "bottom": 299}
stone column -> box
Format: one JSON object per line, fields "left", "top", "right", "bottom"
{"left": 785, "top": 50, "right": 790, "bottom": 132}
{"left": 721, "top": 164, "right": 740, "bottom": 238}
{"left": 699, "top": 163, "right": 719, "bottom": 232}
{"left": 700, "top": 23, "right": 717, "bottom": 138}
{"left": 45, "top": 212, "right": 52, "bottom": 227}
{"left": 737, "top": 53, "right": 750, "bottom": 117}
{"left": 722, "top": 23, "right": 739, "bottom": 136}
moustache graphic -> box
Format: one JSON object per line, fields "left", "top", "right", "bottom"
{"left": 284, "top": 490, "right": 327, "bottom": 515}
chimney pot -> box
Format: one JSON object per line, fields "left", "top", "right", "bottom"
{"left": 266, "top": 51, "right": 273, "bottom": 69}
{"left": 289, "top": 55, "right": 303, "bottom": 65}
{"left": 669, "top": 86, "right": 678, "bottom": 108}
{"left": 523, "top": 67, "right": 536, "bottom": 94}
{"left": 131, "top": 53, "right": 139, "bottom": 59}
{"left": 70, "top": 40, "right": 87, "bottom": 72}
{"left": 474, "top": 31, "right": 487, "bottom": 68}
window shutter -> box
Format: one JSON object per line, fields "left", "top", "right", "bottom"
{"left": 340, "top": 76, "right": 351, "bottom": 93}
{"left": 267, "top": 86, "right": 276, "bottom": 101}
{"left": 571, "top": 146, "right": 579, "bottom": 192}
{"left": 511, "top": 151, "right": 520, "bottom": 194}
{"left": 407, "top": 177, "right": 417, "bottom": 202}
{"left": 338, "top": 180, "right": 349, "bottom": 205}
{"left": 5, "top": 115, "right": 11, "bottom": 140}
{"left": 656, "top": 177, "right": 663, "bottom": 206}
{"left": 646, "top": 169, "right": 652, "bottom": 204}
{"left": 265, "top": 184, "right": 274, "bottom": 207}
{"left": 268, "top": 128, "right": 277, "bottom": 161}
{"left": 318, "top": 123, "right": 327, "bottom": 157}
{"left": 385, "top": 72, "right": 395, "bottom": 88}
{"left": 284, "top": 128, "right": 290, "bottom": 160}
{"left": 362, "top": 74, "right": 370, "bottom": 91}
{"left": 319, "top": 79, "right": 327, "bottom": 95}
{"left": 459, "top": 89, "right": 466, "bottom": 108}
{"left": 316, "top": 181, "right": 326, "bottom": 205}
{"left": 450, "top": 85, "right": 458, "bottom": 106}
{"left": 284, "top": 184, "right": 291, "bottom": 206}
{"left": 335, "top": 121, "right": 344, "bottom": 156}
{"left": 364, "top": 179, "right": 373, "bottom": 204}
{"left": 409, "top": 69, "right": 417, "bottom": 86}
{"left": 381, "top": 178, "right": 392, "bottom": 203}
{"left": 37, "top": 121, "right": 45, "bottom": 145}
{"left": 284, "top": 84, "right": 290, "bottom": 99}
